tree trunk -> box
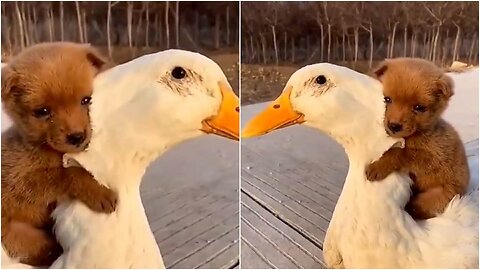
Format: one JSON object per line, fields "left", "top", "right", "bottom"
{"left": 369, "top": 23, "right": 373, "bottom": 68}
{"left": 15, "top": 2, "right": 25, "bottom": 49}
{"left": 354, "top": 27, "right": 359, "bottom": 62}
{"left": 165, "top": 2, "right": 170, "bottom": 48}
{"left": 60, "top": 1, "right": 64, "bottom": 41}
{"left": 327, "top": 24, "right": 332, "bottom": 62}
{"left": 319, "top": 22, "right": 324, "bottom": 62}
{"left": 260, "top": 33, "right": 267, "bottom": 64}
{"left": 291, "top": 37, "right": 295, "bottom": 63}
{"left": 403, "top": 25, "right": 408, "bottom": 57}
{"left": 107, "top": 1, "right": 112, "bottom": 57}
{"left": 342, "top": 28, "right": 346, "bottom": 62}
{"left": 411, "top": 31, "right": 416, "bottom": 57}
{"left": 432, "top": 25, "right": 441, "bottom": 63}
{"left": 226, "top": 6, "right": 230, "bottom": 46}
{"left": 468, "top": 33, "right": 477, "bottom": 64}
{"left": 175, "top": 1, "right": 179, "bottom": 48}
{"left": 145, "top": 2, "right": 149, "bottom": 47}
{"left": 82, "top": 8, "right": 87, "bottom": 43}
{"left": 390, "top": 22, "right": 399, "bottom": 58}
{"left": 214, "top": 13, "right": 220, "bottom": 49}
{"left": 250, "top": 35, "right": 255, "bottom": 62}
{"left": 21, "top": 2, "right": 30, "bottom": 46}
{"left": 284, "top": 32, "right": 287, "bottom": 61}
{"left": 75, "top": 1, "right": 83, "bottom": 43}
{"left": 47, "top": 5, "right": 54, "bottom": 42}
{"left": 32, "top": 5, "right": 38, "bottom": 43}
{"left": 271, "top": 25, "right": 278, "bottom": 65}
{"left": 453, "top": 24, "right": 461, "bottom": 63}
{"left": 127, "top": 2, "right": 133, "bottom": 50}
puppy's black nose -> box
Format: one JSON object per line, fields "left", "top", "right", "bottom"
{"left": 66, "top": 132, "right": 86, "bottom": 146}
{"left": 388, "top": 122, "right": 403, "bottom": 133}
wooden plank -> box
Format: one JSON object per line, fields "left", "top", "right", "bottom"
{"left": 161, "top": 204, "right": 238, "bottom": 255}
{"left": 241, "top": 238, "right": 274, "bottom": 269}
{"left": 241, "top": 214, "right": 299, "bottom": 268}
{"left": 163, "top": 213, "right": 238, "bottom": 268}
{"left": 198, "top": 240, "right": 239, "bottom": 269}
{"left": 242, "top": 150, "right": 336, "bottom": 217}
{"left": 242, "top": 193, "right": 325, "bottom": 269}
{"left": 171, "top": 228, "right": 239, "bottom": 269}
{"left": 242, "top": 171, "right": 327, "bottom": 246}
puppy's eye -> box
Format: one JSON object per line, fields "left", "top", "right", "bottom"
{"left": 33, "top": 108, "right": 51, "bottom": 118}
{"left": 81, "top": 96, "right": 92, "bottom": 105}
{"left": 315, "top": 75, "right": 327, "bottom": 85}
{"left": 172, "top": 67, "right": 186, "bottom": 79}
{"left": 384, "top": 97, "right": 392, "bottom": 104}
{"left": 413, "top": 104, "right": 426, "bottom": 112}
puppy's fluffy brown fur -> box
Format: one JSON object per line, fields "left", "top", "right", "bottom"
{"left": 365, "top": 57, "right": 470, "bottom": 220}
{"left": 1, "top": 42, "right": 117, "bottom": 266}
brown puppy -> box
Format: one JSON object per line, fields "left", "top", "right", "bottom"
{"left": 1, "top": 42, "right": 117, "bottom": 266}
{"left": 365, "top": 58, "right": 470, "bottom": 220}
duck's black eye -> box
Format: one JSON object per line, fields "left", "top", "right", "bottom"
{"left": 384, "top": 96, "right": 392, "bottom": 104}
{"left": 33, "top": 108, "right": 51, "bottom": 118}
{"left": 172, "top": 66, "right": 186, "bottom": 79}
{"left": 413, "top": 104, "right": 426, "bottom": 112}
{"left": 81, "top": 96, "right": 92, "bottom": 105}
{"left": 315, "top": 75, "right": 327, "bottom": 85}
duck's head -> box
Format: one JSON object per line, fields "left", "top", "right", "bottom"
{"left": 243, "top": 63, "right": 402, "bottom": 159}
{"left": 66, "top": 50, "right": 239, "bottom": 178}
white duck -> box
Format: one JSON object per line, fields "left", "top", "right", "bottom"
{"left": 242, "top": 63, "right": 478, "bottom": 268}
{"left": 3, "top": 49, "right": 239, "bottom": 268}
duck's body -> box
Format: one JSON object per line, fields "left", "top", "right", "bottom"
{"left": 243, "top": 63, "right": 478, "bottom": 268}
{"left": 2, "top": 49, "right": 239, "bottom": 268}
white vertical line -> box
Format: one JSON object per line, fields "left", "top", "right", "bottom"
{"left": 238, "top": 0, "right": 242, "bottom": 268}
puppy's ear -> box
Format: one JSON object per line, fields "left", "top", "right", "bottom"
{"left": 1, "top": 65, "right": 20, "bottom": 100}
{"left": 84, "top": 46, "right": 107, "bottom": 74}
{"left": 436, "top": 74, "right": 454, "bottom": 98}
{"left": 372, "top": 61, "right": 388, "bottom": 82}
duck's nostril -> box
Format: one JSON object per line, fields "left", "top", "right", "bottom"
{"left": 273, "top": 104, "right": 280, "bottom": 109}
{"left": 66, "top": 132, "right": 86, "bottom": 146}
{"left": 235, "top": 107, "right": 240, "bottom": 112}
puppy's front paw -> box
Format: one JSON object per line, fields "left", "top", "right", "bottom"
{"left": 85, "top": 187, "right": 118, "bottom": 213}
{"left": 365, "top": 161, "right": 390, "bottom": 181}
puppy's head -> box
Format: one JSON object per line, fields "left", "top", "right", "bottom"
{"left": 373, "top": 58, "right": 453, "bottom": 138}
{"left": 1, "top": 42, "right": 106, "bottom": 153}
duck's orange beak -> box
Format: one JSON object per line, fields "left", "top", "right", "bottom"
{"left": 242, "top": 86, "right": 304, "bottom": 138}
{"left": 201, "top": 81, "right": 239, "bottom": 141}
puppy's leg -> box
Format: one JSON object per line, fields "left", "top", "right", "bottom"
{"left": 405, "top": 186, "right": 454, "bottom": 219}
{"left": 366, "top": 147, "right": 406, "bottom": 181}
{"left": 63, "top": 167, "right": 118, "bottom": 213}
{"left": 2, "top": 220, "right": 62, "bottom": 267}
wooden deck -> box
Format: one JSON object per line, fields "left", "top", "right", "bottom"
{"left": 140, "top": 136, "right": 239, "bottom": 269}
{"left": 240, "top": 103, "right": 348, "bottom": 269}
{"left": 240, "top": 102, "right": 479, "bottom": 269}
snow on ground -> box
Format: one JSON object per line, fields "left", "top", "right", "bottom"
{"left": 443, "top": 68, "right": 479, "bottom": 143}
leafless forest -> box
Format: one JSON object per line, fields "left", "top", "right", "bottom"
{"left": 242, "top": 2, "right": 479, "bottom": 67}
{"left": 1, "top": 1, "right": 239, "bottom": 62}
